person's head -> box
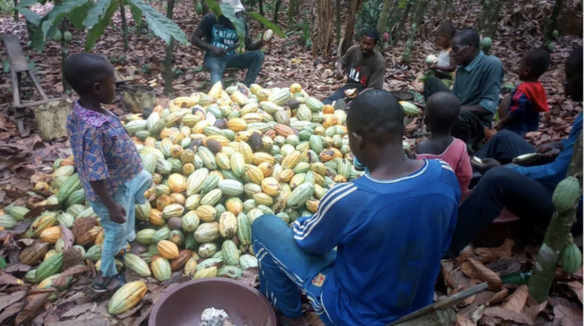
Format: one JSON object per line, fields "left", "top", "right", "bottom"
{"left": 424, "top": 92, "right": 461, "bottom": 135}
{"left": 518, "top": 49, "right": 550, "bottom": 81}
{"left": 451, "top": 29, "right": 480, "bottom": 66}
{"left": 360, "top": 27, "right": 379, "bottom": 55}
{"left": 436, "top": 21, "right": 456, "bottom": 49}
{"left": 347, "top": 90, "right": 403, "bottom": 167}
{"left": 223, "top": 0, "right": 245, "bottom": 13}
{"left": 64, "top": 54, "right": 115, "bottom": 104}
{"left": 565, "top": 46, "right": 583, "bottom": 102}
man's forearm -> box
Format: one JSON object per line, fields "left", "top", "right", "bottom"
{"left": 90, "top": 180, "right": 116, "bottom": 207}
{"left": 191, "top": 35, "right": 214, "bottom": 52}
{"left": 496, "top": 114, "right": 513, "bottom": 130}
{"left": 462, "top": 104, "right": 490, "bottom": 114}
{"left": 336, "top": 61, "right": 345, "bottom": 74}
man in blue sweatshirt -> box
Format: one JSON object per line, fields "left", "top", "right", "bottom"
{"left": 251, "top": 90, "right": 461, "bottom": 326}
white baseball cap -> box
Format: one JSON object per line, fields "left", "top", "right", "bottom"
{"left": 223, "top": 0, "right": 245, "bottom": 13}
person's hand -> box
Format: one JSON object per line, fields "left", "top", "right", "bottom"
{"left": 108, "top": 204, "right": 127, "bottom": 224}
{"left": 334, "top": 70, "right": 345, "bottom": 80}
{"left": 536, "top": 143, "right": 562, "bottom": 158}
{"left": 430, "top": 64, "right": 438, "bottom": 70}
{"left": 211, "top": 46, "right": 226, "bottom": 57}
{"left": 472, "top": 158, "right": 501, "bottom": 173}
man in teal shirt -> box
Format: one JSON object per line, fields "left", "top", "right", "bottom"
{"left": 424, "top": 29, "right": 504, "bottom": 153}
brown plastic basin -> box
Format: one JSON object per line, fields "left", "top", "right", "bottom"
{"left": 148, "top": 277, "right": 277, "bottom": 326}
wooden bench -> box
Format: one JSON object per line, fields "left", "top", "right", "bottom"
{"left": 389, "top": 282, "right": 488, "bottom": 326}
{"left": 3, "top": 34, "right": 61, "bottom": 136}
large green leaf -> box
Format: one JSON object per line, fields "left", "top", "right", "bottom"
{"left": 85, "top": 0, "right": 118, "bottom": 51}
{"left": 40, "top": 0, "right": 90, "bottom": 41}
{"left": 126, "top": 0, "right": 188, "bottom": 45}
{"left": 219, "top": 3, "right": 245, "bottom": 45}
{"left": 16, "top": 0, "right": 41, "bottom": 25}
{"left": 83, "top": 0, "right": 112, "bottom": 29}
{"left": 129, "top": 3, "right": 143, "bottom": 26}
{"left": 247, "top": 12, "right": 286, "bottom": 38}
{"left": 204, "top": 0, "right": 222, "bottom": 16}
{"left": 70, "top": 1, "right": 93, "bottom": 30}
{"left": 32, "top": 17, "right": 62, "bottom": 51}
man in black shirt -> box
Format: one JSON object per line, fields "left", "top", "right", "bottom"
{"left": 191, "top": 0, "right": 268, "bottom": 87}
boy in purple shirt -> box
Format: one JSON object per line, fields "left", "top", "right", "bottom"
{"left": 64, "top": 54, "right": 152, "bottom": 291}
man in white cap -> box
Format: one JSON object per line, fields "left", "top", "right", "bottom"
{"left": 191, "top": 0, "right": 268, "bottom": 87}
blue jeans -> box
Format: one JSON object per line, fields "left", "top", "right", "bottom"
{"left": 252, "top": 214, "right": 336, "bottom": 325}
{"left": 204, "top": 50, "right": 265, "bottom": 87}
{"left": 88, "top": 170, "right": 152, "bottom": 277}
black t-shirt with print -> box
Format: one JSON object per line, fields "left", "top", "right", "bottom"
{"left": 197, "top": 13, "right": 249, "bottom": 56}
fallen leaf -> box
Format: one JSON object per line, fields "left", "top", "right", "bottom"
{"left": 553, "top": 304, "right": 583, "bottom": 326}
{"left": 482, "top": 306, "right": 533, "bottom": 325}
{"left": 524, "top": 300, "right": 547, "bottom": 323}
{"left": 5, "top": 263, "right": 32, "bottom": 273}
{"left": 15, "top": 292, "right": 51, "bottom": 325}
{"left": 60, "top": 223, "right": 74, "bottom": 250}
{"left": 560, "top": 281, "right": 583, "bottom": 305}
{"left": 61, "top": 247, "right": 84, "bottom": 271}
{"left": 0, "top": 273, "right": 24, "bottom": 286}
{"left": 468, "top": 258, "right": 503, "bottom": 291}
{"left": 0, "top": 300, "right": 26, "bottom": 325}
{"left": 237, "top": 267, "right": 259, "bottom": 288}
{"left": 71, "top": 217, "right": 97, "bottom": 240}
{"left": 61, "top": 302, "right": 96, "bottom": 318}
{"left": 502, "top": 285, "right": 529, "bottom": 313}
{"left": 456, "top": 315, "right": 477, "bottom": 326}
{"left": 0, "top": 290, "right": 26, "bottom": 311}
{"left": 487, "top": 288, "right": 509, "bottom": 305}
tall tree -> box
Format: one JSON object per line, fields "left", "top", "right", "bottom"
{"left": 376, "top": 0, "right": 394, "bottom": 49}
{"left": 402, "top": 0, "right": 430, "bottom": 63}
{"left": 273, "top": 0, "right": 282, "bottom": 24}
{"left": 341, "top": 0, "right": 361, "bottom": 55}
{"left": 288, "top": 0, "right": 298, "bottom": 30}
{"left": 395, "top": 0, "right": 413, "bottom": 42}
{"left": 312, "top": 0, "right": 333, "bottom": 58}
{"left": 484, "top": 0, "right": 501, "bottom": 39}
{"left": 335, "top": 0, "right": 341, "bottom": 44}
{"left": 120, "top": 3, "right": 129, "bottom": 51}
{"left": 164, "top": 0, "right": 177, "bottom": 95}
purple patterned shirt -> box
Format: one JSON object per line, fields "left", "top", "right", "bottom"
{"left": 66, "top": 101, "right": 143, "bottom": 202}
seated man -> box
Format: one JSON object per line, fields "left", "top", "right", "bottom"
{"left": 424, "top": 29, "right": 504, "bottom": 153}
{"left": 323, "top": 27, "right": 386, "bottom": 107}
{"left": 252, "top": 90, "right": 460, "bottom": 326}
{"left": 191, "top": 0, "right": 267, "bottom": 87}
{"left": 448, "top": 47, "right": 583, "bottom": 254}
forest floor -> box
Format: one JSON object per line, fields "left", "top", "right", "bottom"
{"left": 0, "top": 0, "right": 583, "bottom": 325}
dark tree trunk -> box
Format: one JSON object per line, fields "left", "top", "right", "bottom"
{"left": 341, "top": 0, "right": 361, "bottom": 55}
{"left": 259, "top": 0, "right": 264, "bottom": 16}
{"left": 485, "top": 0, "right": 501, "bottom": 39}
{"left": 288, "top": 0, "right": 298, "bottom": 30}
{"left": 335, "top": 0, "right": 341, "bottom": 44}
{"left": 395, "top": 0, "right": 412, "bottom": 42}
{"left": 120, "top": 3, "right": 129, "bottom": 52}
{"left": 402, "top": 0, "right": 429, "bottom": 63}
{"left": 273, "top": 0, "right": 282, "bottom": 24}
{"left": 164, "top": 0, "right": 176, "bottom": 96}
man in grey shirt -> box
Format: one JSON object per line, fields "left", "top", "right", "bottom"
{"left": 324, "top": 27, "right": 386, "bottom": 107}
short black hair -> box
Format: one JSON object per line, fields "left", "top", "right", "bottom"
{"left": 437, "top": 21, "right": 456, "bottom": 39}
{"left": 454, "top": 29, "right": 480, "bottom": 49}
{"left": 64, "top": 54, "right": 114, "bottom": 95}
{"left": 425, "top": 92, "right": 461, "bottom": 132}
{"left": 347, "top": 90, "right": 403, "bottom": 144}
{"left": 362, "top": 27, "right": 380, "bottom": 44}
{"left": 522, "top": 49, "right": 551, "bottom": 78}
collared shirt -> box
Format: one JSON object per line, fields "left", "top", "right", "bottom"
{"left": 66, "top": 101, "right": 143, "bottom": 202}
{"left": 453, "top": 51, "right": 504, "bottom": 117}
{"left": 510, "top": 111, "right": 582, "bottom": 189}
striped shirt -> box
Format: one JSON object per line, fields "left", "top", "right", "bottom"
{"left": 293, "top": 159, "right": 460, "bottom": 325}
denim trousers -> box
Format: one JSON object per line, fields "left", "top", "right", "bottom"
{"left": 204, "top": 50, "right": 265, "bottom": 87}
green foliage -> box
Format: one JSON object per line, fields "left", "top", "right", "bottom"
{"left": 17, "top": 0, "right": 188, "bottom": 52}
{"left": 248, "top": 12, "right": 285, "bottom": 38}
{"left": 0, "top": 0, "right": 15, "bottom": 16}
{"left": 220, "top": 3, "right": 246, "bottom": 46}
{"left": 356, "top": 0, "right": 383, "bottom": 36}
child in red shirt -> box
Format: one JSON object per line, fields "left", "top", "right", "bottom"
{"left": 496, "top": 49, "right": 550, "bottom": 136}
{"left": 415, "top": 92, "right": 472, "bottom": 196}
